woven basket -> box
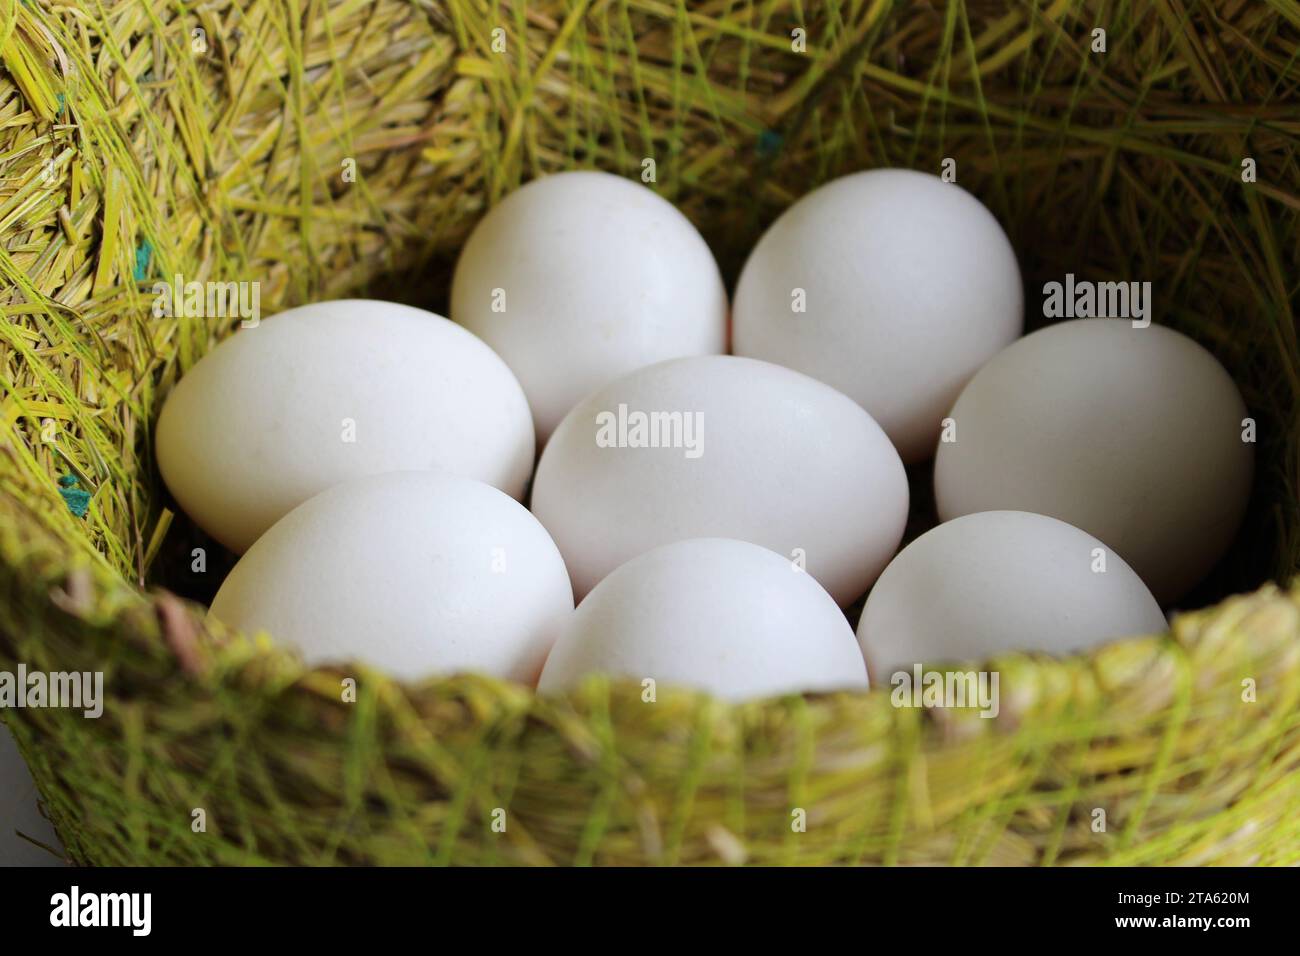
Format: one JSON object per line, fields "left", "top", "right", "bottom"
{"left": 2, "top": 0, "right": 1299, "bottom": 866}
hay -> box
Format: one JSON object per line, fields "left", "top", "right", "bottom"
{"left": 0, "top": 0, "right": 1298, "bottom": 864}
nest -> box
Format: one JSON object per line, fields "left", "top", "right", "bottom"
{"left": 1, "top": 0, "right": 1298, "bottom": 865}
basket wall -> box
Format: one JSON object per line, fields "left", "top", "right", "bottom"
{"left": 1, "top": 0, "right": 1298, "bottom": 864}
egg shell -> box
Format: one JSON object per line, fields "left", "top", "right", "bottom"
{"left": 207, "top": 471, "right": 573, "bottom": 683}
{"left": 857, "top": 511, "right": 1167, "bottom": 676}
{"left": 156, "top": 299, "right": 534, "bottom": 554}
{"left": 538, "top": 538, "right": 868, "bottom": 701}
{"left": 934, "top": 319, "right": 1253, "bottom": 604}
{"left": 530, "top": 355, "right": 909, "bottom": 605}
{"left": 1, "top": 721, "right": 65, "bottom": 865}
{"left": 732, "top": 168, "right": 1024, "bottom": 463}
{"left": 450, "top": 171, "right": 727, "bottom": 441}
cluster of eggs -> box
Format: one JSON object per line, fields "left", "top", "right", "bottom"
{"left": 156, "top": 169, "right": 1253, "bottom": 701}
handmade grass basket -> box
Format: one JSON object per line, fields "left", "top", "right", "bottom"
{"left": 1, "top": 0, "right": 1299, "bottom": 866}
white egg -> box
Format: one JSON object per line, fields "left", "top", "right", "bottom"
{"left": 538, "top": 538, "right": 868, "bottom": 701}
{"left": 531, "top": 355, "right": 909, "bottom": 605}
{"left": 156, "top": 299, "right": 534, "bottom": 553}
{"left": 857, "top": 511, "right": 1167, "bottom": 676}
{"left": 208, "top": 472, "right": 573, "bottom": 683}
{"left": 1, "top": 721, "right": 65, "bottom": 865}
{"left": 733, "top": 168, "right": 1023, "bottom": 463}
{"left": 934, "top": 320, "right": 1253, "bottom": 604}
{"left": 450, "top": 171, "right": 727, "bottom": 441}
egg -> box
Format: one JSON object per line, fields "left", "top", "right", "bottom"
{"left": 538, "top": 538, "right": 868, "bottom": 701}
{"left": 530, "top": 355, "right": 909, "bottom": 605}
{"left": 1, "top": 721, "right": 65, "bottom": 865}
{"left": 732, "top": 168, "right": 1023, "bottom": 463}
{"left": 156, "top": 299, "right": 534, "bottom": 554}
{"left": 857, "top": 511, "right": 1167, "bottom": 676}
{"left": 208, "top": 472, "right": 573, "bottom": 682}
{"left": 934, "top": 319, "right": 1253, "bottom": 604}
{"left": 450, "top": 171, "right": 727, "bottom": 441}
